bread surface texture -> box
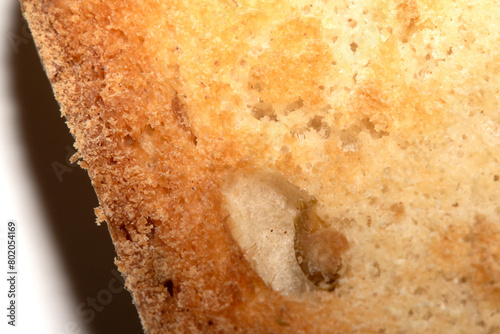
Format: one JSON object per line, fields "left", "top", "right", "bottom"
{"left": 21, "top": 0, "right": 500, "bottom": 333}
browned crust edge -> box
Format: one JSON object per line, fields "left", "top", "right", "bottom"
{"left": 19, "top": 1, "right": 355, "bottom": 333}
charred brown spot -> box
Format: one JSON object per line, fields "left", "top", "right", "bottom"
{"left": 294, "top": 199, "right": 349, "bottom": 290}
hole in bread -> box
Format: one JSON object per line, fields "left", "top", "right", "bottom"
{"left": 307, "top": 115, "right": 332, "bottom": 139}
{"left": 95, "top": 95, "right": 104, "bottom": 107}
{"left": 123, "top": 134, "right": 135, "bottom": 147}
{"left": 163, "top": 280, "right": 175, "bottom": 297}
{"left": 284, "top": 97, "right": 304, "bottom": 114}
{"left": 222, "top": 170, "right": 309, "bottom": 294}
{"left": 339, "top": 117, "right": 389, "bottom": 151}
{"left": 146, "top": 217, "right": 156, "bottom": 240}
{"left": 222, "top": 169, "right": 348, "bottom": 294}
{"left": 250, "top": 101, "right": 277, "bottom": 121}
{"left": 308, "top": 115, "right": 323, "bottom": 132}
{"left": 119, "top": 224, "right": 132, "bottom": 242}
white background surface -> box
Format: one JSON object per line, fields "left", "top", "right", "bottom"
{"left": 0, "top": 1, "right": 143, "bottom": 333}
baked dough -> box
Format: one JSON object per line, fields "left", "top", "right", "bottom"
{"left": 21, "top": 0, "right": 500, "bottom": 333}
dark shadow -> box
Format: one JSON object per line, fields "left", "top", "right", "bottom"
{"left": 9, "top": 4, "right": 143, "bottom": 334}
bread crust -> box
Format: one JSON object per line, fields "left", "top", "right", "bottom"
{"left": 21, "top": 0, "right": 500, "bottom": 333}
{"left": 21, "top": 1, "right": 354, "bottom": 333}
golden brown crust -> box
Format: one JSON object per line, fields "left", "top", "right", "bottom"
{"left": 21, "top": 0, "right": 500, "bottom": 333}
